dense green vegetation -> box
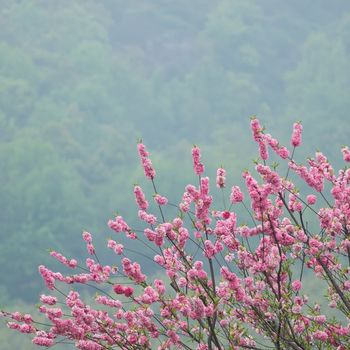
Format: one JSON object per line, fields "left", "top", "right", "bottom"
{"left": 1, "top": 1, "right": 350, "bottom": 347}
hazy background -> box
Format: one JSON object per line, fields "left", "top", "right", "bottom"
{"left": 1, "top": 1, "right": 350, "bottom": 348}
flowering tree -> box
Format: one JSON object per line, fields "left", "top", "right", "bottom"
{"left": 2, "top": 119, "right": 350, "bottom": 349}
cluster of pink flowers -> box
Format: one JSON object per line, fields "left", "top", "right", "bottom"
{"left": 137, "top": 142, "right": 156, "bottom": 179}
{"left": 342, "top": 146, "right": 350, "bottom": 162}
{"left": 40, "top": 295, "right": 57, "bottom": 305}
{"left": 230, "top": 185, "right": 244, "bottom": 203}
{"left": 108, "top": 215, "right": 136, "bottom": 239}
{"left": 192, "top": 145, "right": 205, "bottom": 176}
{"left": 107, "top": 239, "right": 124, "bottom": 255}
{"left": 113, "top": 284, "right": 134, "bottom": 297}
{"left": 82, "top": 231, "right": 95, "bottom": 255}
{"left": 291, "top": 121, "right": 303, "bottom": 147}
{"left": 50, "top": 251, "right": 77, "bottom": 268}
{"left": 3, "top": 119, "right": 350, "bottom": 350}
{"left": 216, "top": 167, "right": 226, "bottom": 188}
{"left": 154, "top": 193, "right": 168, "bottom": 205}
{"left": 133, "top": 185, "right": 149, "bottom": 210}
{"left": 251, "top": 117, "right": 290, "bottom": 160}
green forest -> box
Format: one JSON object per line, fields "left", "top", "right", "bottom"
{"left": 1, "top": 1, "right": 350, "bottom": 348}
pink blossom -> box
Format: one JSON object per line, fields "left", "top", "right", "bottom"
{"left": 86, "top": 243, "right": 95, "bottom": 255}
{"left": 137, "top": 142, "right": 156, "bottom": 179}
{"left": 192, "top": 146, "right": 204, "bottom": 176}
{"left": 291, "top": 122, "right": 303, "bottom": 147}
{"left": 107, "top": 240, "right": 124, "bottom": 255}
{"left": 291, "top": 280, "right": 302, "bottom": 292}
{"left": 82, "top": 231, "right": 92, "bottom": 243}
{"left": 154, "top": 279, "right": 166, "bottom": 295}
{"left": 138, "top": 210, "right": 157, "bottom": 225}
{"left": 124, "top": 286, "right": 134, "bottom": 297}
{"left": 95, "top": 295, "right": 122, "bottom": 308}
{"left": 341, "top": 146, "right": 350, "bottom": 162}
{"left": 313, "top": 330, "right": 328, "bottom": 341}
{"left": 113, "top": 284, "right": 125, "bottom": 295}
{"left": 122, "top": 258, "right": 146, "bottom": 283}
{"left": 230, "top": 185, "right": 244, "bottom": 203}
{"left": 32, "top": 336, "right": 54, "bottom": 347}
{"left": 50, "top": 251, "right": 77, "bottom": 269}
{"left": 108, "top": 215, "right": 130, "bottom": 234}
{"left": 76, "top": 340, "right": 102, "bottom": 350}
{"left": 259, "top": 140, "right": 269, "bottom": 160}
{"left": 133, "top": 185, "right": 148, "bottom": 210}
{"left": 265, "top": 133, "right": 290, "bottom": 159}
{"left": 250, "top": 117, "right": 263, "bottom": 142}
{"left": 40, "top": 295, "right": 57, "bottom": 305}
{"left": 18, "top": 323, "right": 35, "bottom": 333}
{"left": 154, "top": 194, "right": 168, "bottom": 205}
{"left": 38, "top": 265, "right": 55, "bottom": 290}
{"left": 216, "top": 167, "right": 226, "bottom": 188}
{"left": 306, "top": 194, "right": 317, "bottom": 205}
{"left": 179, "top": 190, "right": 192, "bottom": 212}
